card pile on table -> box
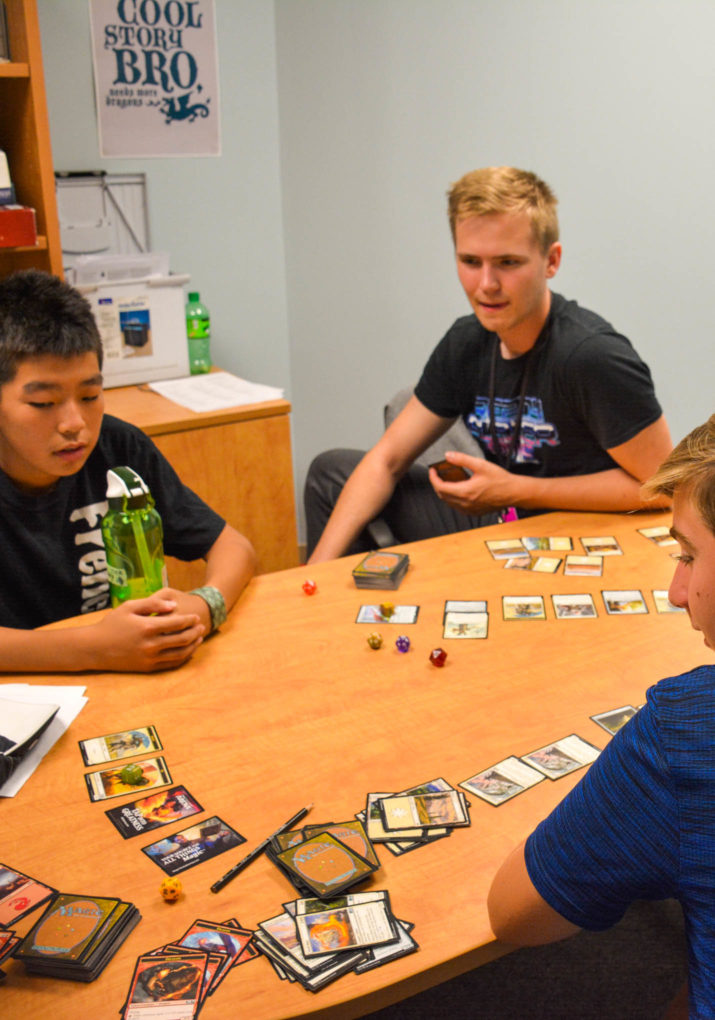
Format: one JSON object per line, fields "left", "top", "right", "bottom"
{"left": 120, "top": 917, "right": 257, "bottom": 1019}
{"left": 266, "top": 818, "right": 380, "bottom": 898}
{"left": 352, "top": 551, "right": 409, "bottom": 590}
{"left": 360, "top": 777, "right": 471, "bottom": 855}
{"left": 255, "top": 890, "right": 417, "bottom": 992}
{"left": 14, "top": 892, "right": 140, "bottom": 981}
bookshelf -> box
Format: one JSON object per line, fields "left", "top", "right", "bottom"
{"left": 0, "top": 0, "right": 62, "bottom": 277}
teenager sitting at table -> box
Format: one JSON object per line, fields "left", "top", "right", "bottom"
{"left": 0, "top": 270, "right": 256, "bottom": 673}
{"left": 488, "top": 414, "right": 715, "bottom": 1019}
{"left": 305, "top": 166, "right": 672, "bottom": 562}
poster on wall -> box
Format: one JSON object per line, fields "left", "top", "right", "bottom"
{"left": 89, "top": 0, "right": 221, "bottom": 157}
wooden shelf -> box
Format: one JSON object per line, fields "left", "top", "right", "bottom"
{"left": 0, "top": 233, "right": 48, "bottom": 253}
{"left": 0, "top": 0, "right": 62, "bottom": 278}
{"left": 0, "top": 61, "right": 29, "bottom": 76}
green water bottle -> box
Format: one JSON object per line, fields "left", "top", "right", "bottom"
{"left": 185, "top": 291, "right": 212, "bottom": 374}
{"left": 101, "top": 466, "right": 168, "bottom": 607}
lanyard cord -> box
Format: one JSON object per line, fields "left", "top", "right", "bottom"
{"left": 488, "top": 337, "right": 537, "bottom": 472}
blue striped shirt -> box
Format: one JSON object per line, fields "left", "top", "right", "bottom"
{"left": 526, "top": 665, "right": 715, "bottom": 1019}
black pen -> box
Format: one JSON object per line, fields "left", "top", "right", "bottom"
{"left": 210, "top": 802, "right": 313, "bottom": 893}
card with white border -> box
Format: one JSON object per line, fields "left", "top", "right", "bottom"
{"left": 580, "top": 536, "right": 623, "bottom": 556}
{"left": 638, "top": 526, "right": 677, "bottom": 547}
{"left": 486, "top": 538, "right": 527, "bottom": 560}
{"left": 502, "top": 595, "right": 546, "bottom": 621}
{"left": 652, "top": 590, "right": 685, "bottom": 613}
{"left": 460, "top": 756, "right": 545, "bottom": 806}
{"left": 503, "top": 556, "right": 532, "bottom": 570}
{"left": 531, "top": 556, "right": 562, "bottom": 574}
{"left": 551, "top": 593, "right": 598, "bottom": 619}
{"left": 444, "top": 600, "right": 487, "bottom": 614}
{"left": 522, "top": 536, "right": 573, "bottom": 551}
{"left": 602, "top": 589, "right": 648, "bottom": 615}
{"left": 521, "top": 734, "right": 601, "bottom": 780}
{"left": 590, "top": 705, "right": 637, "bottom": 735}
{"left": 564, "top": 555, "right": 603, "bottom": 577}
{"left": 355, "top": 605, "right": 419, "bottom": 624}
{"left": 442, "top": 611, "right": 488, "bottom": 639}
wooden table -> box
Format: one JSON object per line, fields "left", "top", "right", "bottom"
{"left": 1, "top": 510, "right": 705, "bottom": 1019}
{"left": 103, "top": 382, "right": 299, "bottom": 582}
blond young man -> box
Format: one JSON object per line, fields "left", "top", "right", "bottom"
{"left": 0, "top": 270, "right": 256, "bottom": 673}
{"left": 488, "top": 414, "right": 715, "bottom": 1019}
{"left": 305, "top": 167, "right": 672, "bottom": 562}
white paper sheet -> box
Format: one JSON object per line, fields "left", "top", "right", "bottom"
{"left": 0, "top": 684, "right": 88, "bottom": 797}
{"left": 148, "top": 372, "right": 284, "bottom": 413}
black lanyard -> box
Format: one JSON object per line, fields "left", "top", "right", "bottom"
{"left": 488, "top": 337, "right": 537, "bottom": 471}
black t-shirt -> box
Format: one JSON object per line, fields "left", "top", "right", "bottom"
{"left": 414, "top": 292, "right": 662, "bottom": 480}
{"left": 0, "top": 414, "right": 225, "bottom": 629}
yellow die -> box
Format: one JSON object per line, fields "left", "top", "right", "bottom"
{"left": 160, "top": 876, "right": 183, "bottom": 902}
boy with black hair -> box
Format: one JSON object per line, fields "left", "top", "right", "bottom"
{"left": 0, "top": 270, "right": 255, "bottom": 673}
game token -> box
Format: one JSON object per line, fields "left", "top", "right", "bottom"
{"left": 159, "top": 876, "right": 182, "bottom": 902}
{"left": 429, "top": 648, "right": 447, "bottom": 667}
{"left": 302, "top": 579, "right": 317, "bottom": 595}
{"left": 395, "top": 635, "right": 410, "bottom": 653}
{"left": 367, "top": 632, "right": 383, "bottom": 649}
{"left": 119, "top": 763, "right": 145, "bottom": 785}
{"left": 380, "top": 601, "right": 395, "bottom": 619}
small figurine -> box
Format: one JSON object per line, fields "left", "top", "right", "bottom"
{"left": 395, "top": 635, "right": 410, "bottom": 653}
{"left": 429, "top": 647, "right": 447, "bottom": 667}
{"left": 119, "top": 763, "right": 145, "bottom": 785}
{"left": 160, "top": 876, "right": 183, "bottom": 902}
{"left": 302, "top": 579, "right": 318, "bottom": 595}
{"left": 379, "top": 601, "right": 395, "bottom": 619}
{"left": 367, "top": 632, "right": 383, "bottom": 649}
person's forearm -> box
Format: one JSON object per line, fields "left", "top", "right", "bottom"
{"left": 308, "top": 453, "right": 402, "bottom": 563}
{"left": 201, "top": 526, "right": 256, "bottom": 612}
{"left": 510, "top": 467, "right": 671, "bottom": 513}
{"left": 0, "top": 624, "right": 97, "bottom": 673}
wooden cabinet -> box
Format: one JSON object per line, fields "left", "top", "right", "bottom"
{"left": 103, "top": 384, "right": 300, "bottom": 585}
{"left": 0, "top": 0, "right": 62, "bottom": 277}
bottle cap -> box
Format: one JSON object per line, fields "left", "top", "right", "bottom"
{"left": 106, "top": 466, "right": 151, "bottom": 510}
{"left": 187, "top": 291, "right": 199, "bottom": 302}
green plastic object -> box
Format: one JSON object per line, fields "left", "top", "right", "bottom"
{"left": 185, "top": 291, "right": 212, "bottom": 375}
{"left": 101, "top": 466, "right": 167, "bottom": 607}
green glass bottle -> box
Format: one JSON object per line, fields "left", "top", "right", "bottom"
{"left": 185, "top": 290, "right": 212, "bottom": 375}
{"left": 101, "top": 467, "right": 167, "bottom": 607}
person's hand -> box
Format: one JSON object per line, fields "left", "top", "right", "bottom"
{"left": 429, "top": 452, "right": 517, "bottom": 515}
{"left": 84, "top": 590, "right": 206, "bottom": 672}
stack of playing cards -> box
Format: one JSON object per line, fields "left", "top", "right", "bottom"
{"left": 0, "top": 927, "right": 19, "bottom": 975}
{"left": 255, "top": 890, "right": 417, "bottom": 992}
{"left": 15, "top": 892, "right": 140, "bottom": 981}
{"left": 0, "top": 863, "right": 55, "bottom": 929}
{"left": 120, "top": 917, "right": 257, "bottom": 1018}
{"left": 266, "top": 819, "right": 380, "bottom": 898}
{"left": 361, "top": 778, "right": 470, "bottom": 856}
{"left": 352, "top": 552, "right": 409, "bottom": 590}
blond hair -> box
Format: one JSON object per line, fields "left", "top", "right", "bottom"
{"left": 447, "top": 167, "right": 559, "bottom": 253}
{"left": 642, "top": 414, "right": 715, "bottom": 535}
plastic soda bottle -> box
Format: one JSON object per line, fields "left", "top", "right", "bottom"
{"left": 185, "top": 291, "right": 212, "bottom": 374}
{"left": 101, "top": 466, "right": 168, "bottom": 607}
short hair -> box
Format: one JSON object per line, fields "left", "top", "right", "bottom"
{"left": 447, "top": 166, "right": 559, "bottom": 253}
{"left": 0, "top": 270, "right": 103, "bottom": 386}
{"left": 642, "top": 415, "right": 715, "bottom": 536}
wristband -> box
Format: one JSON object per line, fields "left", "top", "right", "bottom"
{"left": 189, "top": 586, "right": 227, "bottom": 633}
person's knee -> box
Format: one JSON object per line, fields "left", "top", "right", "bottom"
{"left": 305, "top": 449, "right": 364, "bottom": 497}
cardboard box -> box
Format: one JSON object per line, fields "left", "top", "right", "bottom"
{"left": 77, "top": 273, "right": 190, "bottom": 388}
{"left": 0, "top": 206, "right": 37, "bottom": 247}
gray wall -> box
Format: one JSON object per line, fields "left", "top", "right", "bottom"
{"left": 39, "top": 1, "right": 714, "bottom": 543}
